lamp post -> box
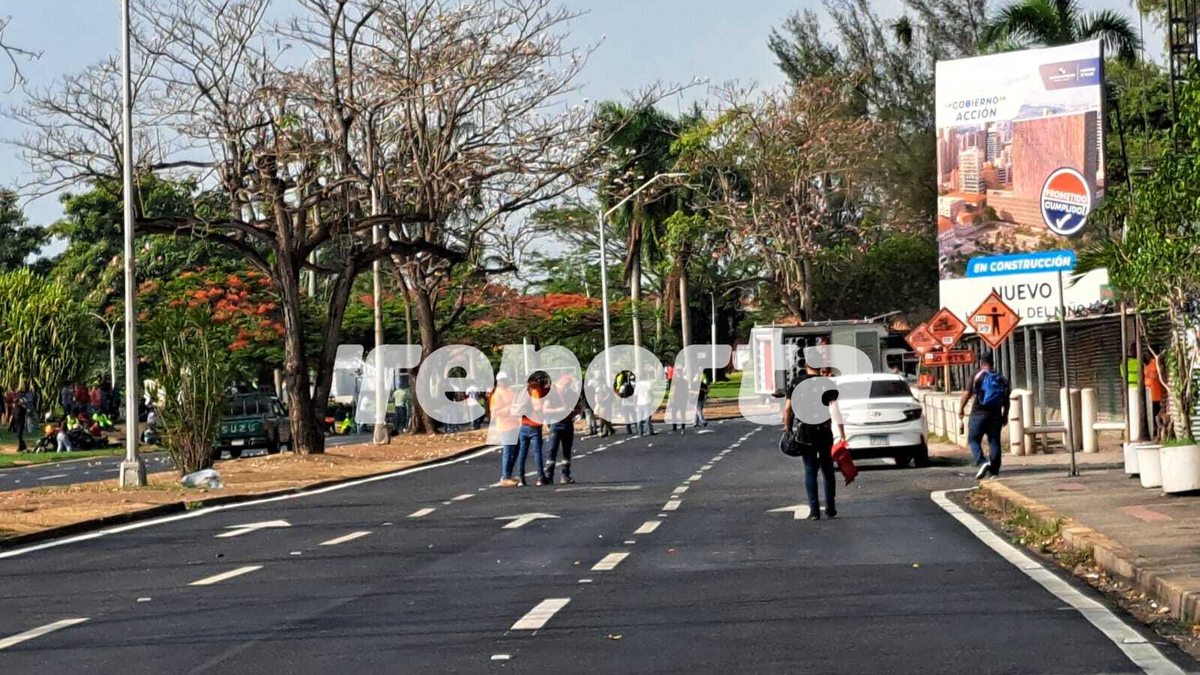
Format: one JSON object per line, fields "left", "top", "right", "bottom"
{"left": 89, "top": 313, "right": 117, "bottom": 389}
{"left": 596, "top": 173, "right": 686, "bottom": 384}
{"left": 710, "top": 292, "right": 718, "bottom": 384}
{"left": 118, "top": 0, "right": 146, "bottom": 487}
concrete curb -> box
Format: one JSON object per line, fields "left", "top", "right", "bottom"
{"left": 978, "top": 480, "right": 1200, "bottom": 623}
{"left": 0, "top": 443, "right": 494, "bottom": 552}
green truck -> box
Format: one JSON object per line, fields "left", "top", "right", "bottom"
{"left": 215, "top": 394, "right": 292, "bottom": 460}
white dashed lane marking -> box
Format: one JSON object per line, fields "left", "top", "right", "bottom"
{"left": 511, "top": 598, "right": 571, "bottom": 631}
{"left": 687, "top": 474, "right": 702, "bottom": 481}
{"left": 0, "top": 618, "right": 90, "bottom": 651}
{"left": 672, "top": 486, "right": 689, "bottom": 495}
{"left": 319, "top": 531, "right": 372, "bottom": 546}
{"left": 663, "top": 500, "right": 681, "bottom": 511}
{"left": 591, "top": 552, "right": 630, "bottom": 571}
{"left": 188, "top": 565, "right": 262, "bottom": 587}
{"left": 635, "top": 521, "right": 661, "bottom": 534}
{"left": 451, "top": 494, "right": 474, "bottom": 501}
{"left": 408, "top": 508, "right": 435, "bottom": 518}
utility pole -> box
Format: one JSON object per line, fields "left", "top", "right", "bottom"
{"left": 119, "top": 0, "right": 146, "bottom": 487}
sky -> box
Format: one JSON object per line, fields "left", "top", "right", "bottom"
{"left": 0, "top": 0, "right": 1166, "bottom": 241}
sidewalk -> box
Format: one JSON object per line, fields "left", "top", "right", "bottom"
{"left": 976, "top": 467, "right": 1200, "bottom": 623}
{"left": 930, "top": 441, "right": 1124, "bottom": 471}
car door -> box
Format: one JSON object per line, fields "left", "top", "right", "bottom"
{"left": 272, "top": 399, "right": 290, "bottom": 445}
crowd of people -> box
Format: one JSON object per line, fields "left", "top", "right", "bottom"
{"left": 483, "top": 368, "right": 714, "bottom": 487}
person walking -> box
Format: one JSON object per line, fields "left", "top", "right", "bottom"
{"left": 1145, "top": 352, "right": 1165, "bottom": 435}
{"left": 783, "top": 364, "right": 843, "bottom": 520}
{"left": 515, "top": 375, "right": 549, "bottom": 486}
{"left": 634, "top": 372, "right": 656, "bottom": 436}
{"left": 11, "top": 391, "right": 28, "bottom": 452}
{"left": 56, "top": 416, "right": 75, "bottom": 453}
{"left": 959, "top": 353, "right": 1010, "bottom": 479}
{"left": 617, "top": 372, "right": 636, "bottom": 435}
{"left": 491, "top": 372, "right": 521, "bottom": 487}
{"left": 695, "top": 373, "right": 709, "bottom": 428}
{"left": 543, "top": 374, "right": 579, "bottom": 484}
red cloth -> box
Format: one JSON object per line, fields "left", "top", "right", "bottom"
{"left": 831, "top": 440, "right": 858, "bottom": 485}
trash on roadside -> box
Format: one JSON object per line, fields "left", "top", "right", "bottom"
{"left": 605, "top": 634, "right": 623, "bottom": 640}
{"left": 181, "top": 468, "right": 222, "bottom": 489}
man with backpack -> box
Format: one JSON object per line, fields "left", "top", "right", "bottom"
{"left": 959, "top": 353, "right": 1010, "bottom": 479}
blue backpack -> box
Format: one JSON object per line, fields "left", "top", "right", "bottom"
{"left": 978, "top": 371, "right": 1009, "bottom": 408}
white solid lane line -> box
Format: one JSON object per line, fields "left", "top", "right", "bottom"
{"left": 0, "top": 618, "right": 90, "bottom": 651}
{"left": 38, "top": 474, "right": 68, "bottom": 480}
{"left": 635, "top": 521, "right": 661, "bottom": 534}
{"left": 451, "top": 493, "right": 474, "bottom": 501}
{"left": 592, "top": 552, "right": 630, "bottom": 571}
{"left": 511, "top": 598, "right": 571, "bottom": 631}
{"left": 189, "top": 565, "right": 263, "bottom": 587}
{"left": 931, "top": 490, "right": 1186, "bottom": 675}
{"left": 663, "top": 499, "right": 681, "bottom": 511}
{"left": 408, "top": 508, "right": 435, "bottom": 518}
{"left": 319, "top": 531, "right": 372, "bottom": 546}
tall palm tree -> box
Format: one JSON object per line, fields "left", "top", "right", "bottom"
{"left": 981, "top": 0, "right": 1140, "bottom": 63}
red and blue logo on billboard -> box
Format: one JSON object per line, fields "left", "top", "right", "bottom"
{"left": 1040, "top": 167, "right": 1093, "bottom": 237}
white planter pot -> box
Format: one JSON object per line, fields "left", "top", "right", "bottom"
{"left": 1123, "top": 442, "right": 1140, "bottom": 476}
{"left": 1137, "top": 444, "right": 1163, "bottom": 489}
{"left": 1161, "top": 444, "right": 1200, "bottom": 494}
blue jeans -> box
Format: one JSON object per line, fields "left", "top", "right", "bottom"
{"left": 637, "top": 405, "right": 655, "bottom": 435}
{"left": 695, "top": 399, "right": 707, "bottom": 426}
{"left": 803, "top": 447, "right": 836, "bottom": 514}
{"left": 546, "top": 422, "right": 574, "bottom": 481}
{"left": 516, "top": 425, "right": 545, "bottom": 482}
{"left": 500, "top": 443, "right": 519, "bottom": 480}
{"left": 968, "top": 411, "right": 1003, "bottom": 476}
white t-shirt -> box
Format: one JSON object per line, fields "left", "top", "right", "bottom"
{"left": 634, "top": 380, "right": 655, "bottom": 407}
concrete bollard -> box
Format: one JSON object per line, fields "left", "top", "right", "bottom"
{"left": 1020, "top": 391, "right": 1035, "bottom": 454}
{"left": 1059, "top": 388, "right": 1084, "bottom": 452}
{"left": 1081, "top": 388, "right": 1098, "bottom": 453}
{"left": 1128, "top": 384, "right": 1142, "bottom": 443}
{"left": 1009, "top": 391, "right": 1025, "bottom": 456}
{"left": 1080, "top": 386, "right": 1089, "bottom": 449}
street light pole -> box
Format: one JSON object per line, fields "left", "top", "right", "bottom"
{"left": 119, "top": 0, "right": 146, "bottom": 487}
{"left": 90, "top": 313, "right": 117, "bottom": 389}
{"left": 596, "top": 172, "right": 686, "bottom": 384}
{"left": 710, "top": 292, "right": 718, "bottom": 384}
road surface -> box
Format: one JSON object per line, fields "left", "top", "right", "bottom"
{"left": 0, "top": 420, "right": 1192, "bottom": 674}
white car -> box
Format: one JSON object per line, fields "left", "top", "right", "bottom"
{"left": 831, "top": 373, "right": 928, "bottom": 467}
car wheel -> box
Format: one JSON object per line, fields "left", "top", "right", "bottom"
{"left": 913, "top": 443, "right": 931, "bottom": 468}
{"left": 894, "top": 453, "right": 913, "bottom": 468}
{"left": 228, "top": 448, "right": 243, "bottom": 459}
{"left": 267, "top": 434, "right": 281, "bottom": 455}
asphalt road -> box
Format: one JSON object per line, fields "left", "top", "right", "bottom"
{"left": 0, "top": 434, "right": 372, "bottom": 492}
{"left": 0, "top": 420, "right": 1193, "bottom": 674}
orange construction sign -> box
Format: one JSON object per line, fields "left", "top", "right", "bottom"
{"left": 968, "top": 291, "right": 1021, "bottom": 349}
{"left": 926, "top": 308, "right": 968, "bottom": 352}
{"left": 904, "top": 323, "right": 938, "bottom": 356}
{"left": 923, "top": 350, "right": 976, "bottom": 367}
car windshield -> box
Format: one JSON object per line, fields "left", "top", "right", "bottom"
{"left": 868, "top": 380, "right": 912, "bottom": 399}
{"left": 226, "top": 397, "right": 268, "bottom": 417}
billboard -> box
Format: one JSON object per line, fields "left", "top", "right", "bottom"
{"left": 935, "top": 41, "right": 1107, "bottom": 324}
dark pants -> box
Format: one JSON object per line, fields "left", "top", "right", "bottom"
{"left": 516, "top": 425, "right": 545, "bottom": 482}
{"left": 803, "top": 446, "right": 835, "bottom": 514}
{"left": 546, "top": 422, "right": 574, "bottom": 481}
{"left": 968, "top": 411, "right": 1003, "bottom": 476}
